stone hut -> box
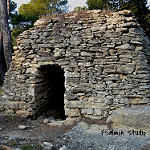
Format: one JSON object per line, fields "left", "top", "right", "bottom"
{"left": 1, "top": 10, "right": 150, "bottom": 121}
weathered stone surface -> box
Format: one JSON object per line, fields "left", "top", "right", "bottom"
{"left": 48, "top": 120, "right": 65, "bottom": 126}
{"left": 34, "top": 18, "right": 48, "bottom": 26}
{"left": 64, "top": 118, "right": 77, "bottom": 125}
{"left": 18, "top": 125, "right": 28, "bottom": 130}
{"left": 16, "top": 110, "right": 30, "bottom": 117}
{"left": 41, "top": 142, "right": 53, "bottom": 150}
{"left": 77, "top": 121, "right": 89, "bottom": 130}
{"left": 106, "top": 106, "right": 150, "bottom": 132}
{"left": 37, "top": 115, "right": 45, "bottom": 122}
{"left": 1, "top": 10, "right": 150, "bottom": 123}
{"left": 116, "top": 43, "right": 132, "bottom": 50}
{"left": 43, "top": 118, "right": 49, "bottom": 124}
{"left": 59, "top": 145, "right": 68, "bottom": 150}
{"left": 86, "top": 124, "right": 108, "bottom": 133}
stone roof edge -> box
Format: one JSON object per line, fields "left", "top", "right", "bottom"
{"left": 34, "top": 9, "right": 133, "bottom": 27}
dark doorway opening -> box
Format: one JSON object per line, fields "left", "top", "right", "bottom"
{"left": 39, "top": 65, "right": 66, "bottom": 120}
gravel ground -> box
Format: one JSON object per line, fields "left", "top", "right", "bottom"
{"left": 1, "top": 114, "right": 150, "bottom": 150}
{"left": 61, "top": 124, "right": 150, "bottom": 150}
{"left": 0, "top": 114, "right": 77, "bottom": 149}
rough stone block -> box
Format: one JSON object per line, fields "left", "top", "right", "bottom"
{"left": 116, "top": 43, "right": 132, "bottom": 50}
{"left": 107, "top": 106, "right": 150, "bottom": 132}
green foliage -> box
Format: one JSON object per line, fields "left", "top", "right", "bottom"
{"left": 9, "top": 0, "right": 17, "bottom": 22}
{"left": 18, "top": 0, "right": 68, "bottom": 17}
{"left": 10, "top": 11, "right": 35, "bottom": 46}
{"left": 21, "top": 145, "right": 42, "bottom": 150}
{"left": 86, "top": 0, "right": 148, "bottom": 11}
{"left": 9, "top": 141, "right": 17, "bottom": 146}
{"left": 10, "top": 12, "right": 38, "bottom": 27}
{"left": 10, "top": 4, "right": 36, "bottom": 46}
{"left": 74, "top": 6, "right": 88, "bottom": 11}
{"left": 86, "top": 0, "right": 109, "bottom": 10}
{"left": 21, "top": 145, "right": 34, "bottom": 150}
{"left": 10, "top": 1, "right": 17, "bottom": 14}
{"left": 119, "top": 0, "right": 148, "bottom": 17}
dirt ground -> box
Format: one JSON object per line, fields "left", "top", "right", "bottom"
{"left": 0, "top": 114, "right": 108, "bottom": 150}
{"left": 0, "top": 114, "right": 77, "bottom": 149}
{"left": 1, "top": 114, "right": 150, "bottom": 150}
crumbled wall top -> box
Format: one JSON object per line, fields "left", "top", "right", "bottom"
{"left": 34, "top": 10, "right": 133, "bottom": 27}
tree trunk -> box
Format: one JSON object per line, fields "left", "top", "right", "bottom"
{"left": 0, "top": 14, "right": 5, "bottom": 80}
{"left": 0, "top": 31, "right": 6, "bottom": 80}
{"left": 7, "top": 0, "right": 10, "bottom": 16}
{"left": 0, "top": 0, "right": 12, "bottom": 71}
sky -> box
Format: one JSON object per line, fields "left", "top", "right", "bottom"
{"left": 13, "top": 0, "right": 87, "bottom": 11}
{"left": 13, "top": 0, "right": 150, "bottom": 11}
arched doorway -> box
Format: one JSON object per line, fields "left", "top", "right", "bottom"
{"left": 38, "top": 65, "right": 66, "bottom": 119}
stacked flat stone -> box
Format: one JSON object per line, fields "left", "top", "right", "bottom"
{"left": 1, "top": 10, "right": 150, "bottom": 119}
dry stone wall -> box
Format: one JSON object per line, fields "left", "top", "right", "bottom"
{"left": 1, "top": 10, "right": 150, "bottom": 119}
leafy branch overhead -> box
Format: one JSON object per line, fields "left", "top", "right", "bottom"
{"left": 18, "top": 0, "right": 68, "bottom": 17}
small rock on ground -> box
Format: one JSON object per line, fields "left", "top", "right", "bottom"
{"left": 59, "top": 145, "right": 68, "bottom": 150}
{"left": 41, "top": 142, "right": 53, "bottom": 150}
{"left": 18, "top": 125, "right": 27, "bottom": 130}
